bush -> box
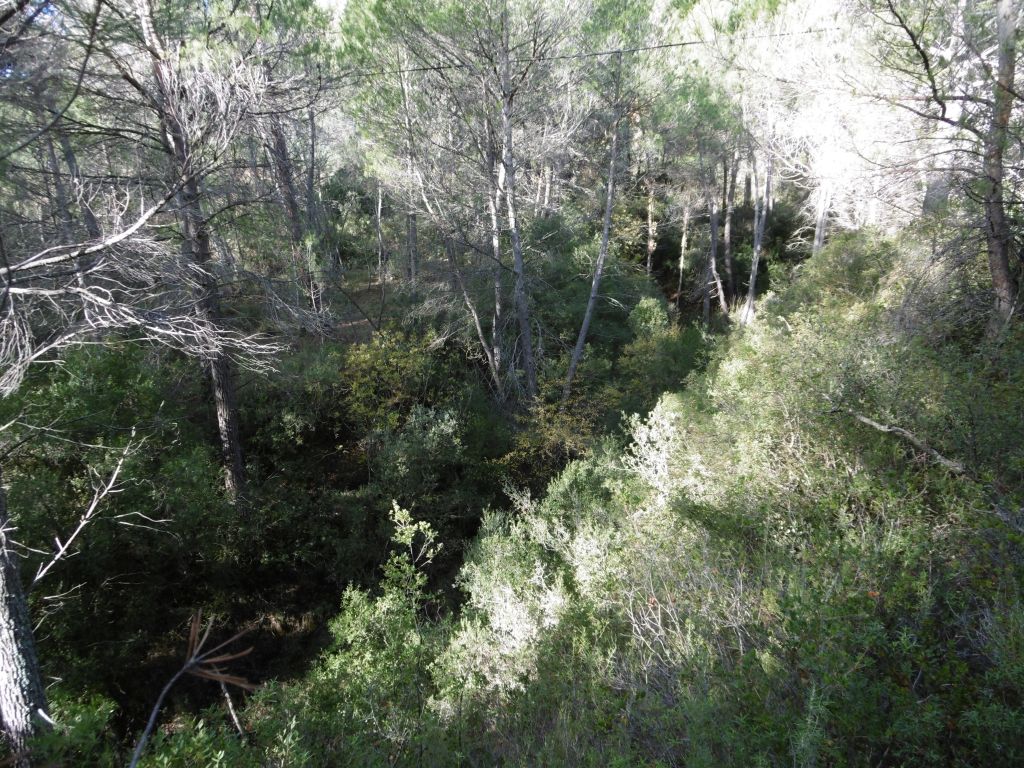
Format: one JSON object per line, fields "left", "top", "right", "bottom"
{"left": 32, "top": 229, "right": 1024, "bottom": 768}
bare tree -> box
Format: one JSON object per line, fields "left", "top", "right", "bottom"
{"left": 126, "top": 0, "right": 270, "bottom": 498}
{"left": 359, "top": 0, "right": 585, "bottom": 402}
{"left": 0, "top": 0, "right": 281, "bottom": 752}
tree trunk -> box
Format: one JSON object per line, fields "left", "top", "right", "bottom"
{"left": 269, "top": 118, "right": 305, "bottom": 247}
{"left": 0, "top": 468, "right": 48, "bottom": 766}
{"left": 44, "top": 135, "right": 74, "bottom": 244}
{"left": 645, "top": 182, "right": 657, "bottom": 275}
{"left": 701, "top": 156, "right": 727, "bottom": 318}
{"left": 722, "top": 151, "right": 738, "bottom": 302}
{"left": 209, "top": 354, "right": 245, "bottom": 500}
{"left": 541, "top": 164, "right": 552, "bottom": 217}
{"left": 41, "top": 92, "right": 100, "bottom": 241}
{"left": 500, "top": 27, "right": 537, "bottom": 400}
{"left": 702, "top": 263, "right": 711, "bottom": 325}
{"left": 487, "top": 151, "right": 505, "bottom": 383}
{"left": 709, "top": 235, "right": 727, "bottom": 316}
{"left": 375, "top": 181, "right": 386, "bottom": 278}
{"left": 531, "top": 122, "right": 548, "bottom": 217}
{"left": 984, "top": 0, "right": 1020, "bottom": 330}
{"left": 54, "top": 132, "right": 100, "bottom": 239}
{"left": 44, "top": 135, "right": 94, "bottom": 325}
{"left": 447, "top": 239, "right": 502, "bottom": 394}
{"left": 306, "top": 103, "right": 321, "bottom": 236}
{"left": 406, "top": 210, "right": 418, "bottom": 286}
{"left": 399, "top": 57, "right": 419, "bottom": 290}
{"left": 268, "top": 117, "right": 315, "bottom": 305}
{"left": 563, "top": 66, "right": 620, "bottom": 403}
{"left": 180, "top": 174, "right": 247, "bottom": 500}
{"left": 137, "top": 0, "right": 246, "bottom": 500}
{"left": 740, "top": 152, "right": 772, "bottom": 325}
{"left": 676, "top": 204, "right": 689, "bottom": 310}
{"left": 812, "top": 181, "right": 831, "bottom": 257}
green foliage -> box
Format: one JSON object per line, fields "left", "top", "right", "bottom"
{"left": 150, "top": 230, "right": 1024, "bottom": 768}
{"left": 343, "top": 330, "right": 459, "bottom": 433}
{"left": 773, "top": 231, "right": 894, "bottom": 312}
{"left": 244, "top": 505, "right": 451, "bottom": 767}
{"left": 616, "top": 322, "right": 707, "bottom": 414}
{"left": 30, "top": 692, "right": 121, "bottom": 766}
{"left": 627, "top": 296, "right": 670, "bottom": 336}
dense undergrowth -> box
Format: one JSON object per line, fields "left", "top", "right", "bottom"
{"left": 2, "top": 219, "right": 701, "bottom": 748}
{"left": 23, "top": 227, "right": 1024, "bottom": 765}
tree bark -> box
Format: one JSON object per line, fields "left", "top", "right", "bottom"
{"left": 702, "top": 262, "right": 711, "bottom": 325}
{"left": 136, "top": 0, "right": 246, "bottom": 500}
{"left": 44, "top": 134, "right": 74, "bottom": 244}
{"left": 268, "top": 116, "right": 316, "bottom": 305}
{"left": 740, "top": 151, "right": 772, "bottom": 325}
{"left": 375, "top": 181, "right": 386, "bottom": 278}
{"left": 676, "top": 204, "right": 689, "bottom": 310}
{"left": 446, "top": 239, "right": 502, "bottom": 394}
{"left": 812, "top": 181, "right": 831, "bottom": 257}
{"left": 56, "top": 136, "right": 100, "bottom": 239}
{"left": 0, "top": 467, "right": 48, "bottom": 766}
{"left": 541, "top": 163, "right": 552, "bottom": 217}
{"left": 405, "top": 211, "right": 418, "bottom": 286}
{"left": 306, "top": 103, "right": 321, "bottom": 237}
{"left": 722, "top": 151, "right": 738, "bottom": 302}
{"left": 701, "top": 154, "right": 727, "bottom": 319}
{"left": 41, "top": 92, "right": 100, "bottom": 241}
{"left": 180, "top": 173, "right": 246, "bottom": 500}
{"left": 399, "top": 57, "right": 419, "bottom": 289}
{"left": 984, "top": 0, "right": 1020, "bottom": 330}
{"left": 500, "top": 23, "right": 537, "bottom": 400}
{"left": 645, "top": 181, "right": 657, "bottom": 276}
{"left": 269, "top": 118, "right": 305, "bottom": 247}
{"left": 208, "top": 354, "right": 245, "bottom": 500}
{"left": 43, "top": 134, "right": 93, "bottom": 326}
{"left": 487, "top": 150, "right": 505, "bottom": 383}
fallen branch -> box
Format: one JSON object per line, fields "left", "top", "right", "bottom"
{"left": 128, "top": 611, "right": 255, "bottom": 768}
{"left": 830, "top": 404, "right": 966, "bottom": 475}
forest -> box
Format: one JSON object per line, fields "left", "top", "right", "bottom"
{"left": 0, "top": 0, "right": 1023, "bottom": 764}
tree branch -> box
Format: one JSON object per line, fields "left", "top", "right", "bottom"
{"left": 884, "top": 0, "right": 948, "bottom": 120}
{"left": 835, "top": 405, "right": 966, "bottom": 474}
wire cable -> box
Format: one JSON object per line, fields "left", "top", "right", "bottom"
{"left": 348, "top": 27, "right": 842, "bottom": 77}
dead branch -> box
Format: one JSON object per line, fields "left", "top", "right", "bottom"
{"left": 128, "top": 611, "right": 255, "bottom": 768}
{"left": 29, "top": 428, "right": 139, "bottom": 591}
{"left": 829, "top": 403, "right": 967, "bottom": 475}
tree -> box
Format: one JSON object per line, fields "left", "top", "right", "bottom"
{"left": 0, "top": 0, "right": 281, "bottom": 753}
{"left": 870, "top": 0, "right": 1023, "bottom": 328}
{"left": 983, "top": 0, "right": 1020, "bottom": 326}
{"left": 347, "top": 0, "right": 585, "bottom": 402}
{"left": 127, "top": 0, "right": 258, "bottom": 498}
{"left": 0, "top": 467, "right": 47, "bottom": 765}
{"left": 563, "top": 51, "right": 623, "bottom": 402}
{"left": 739, "top": 144, "right": 772, "bottom": 325}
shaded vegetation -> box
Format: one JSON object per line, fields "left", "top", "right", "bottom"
{"left": 25, "top": 229, "right": 1024, "bottom": 767}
